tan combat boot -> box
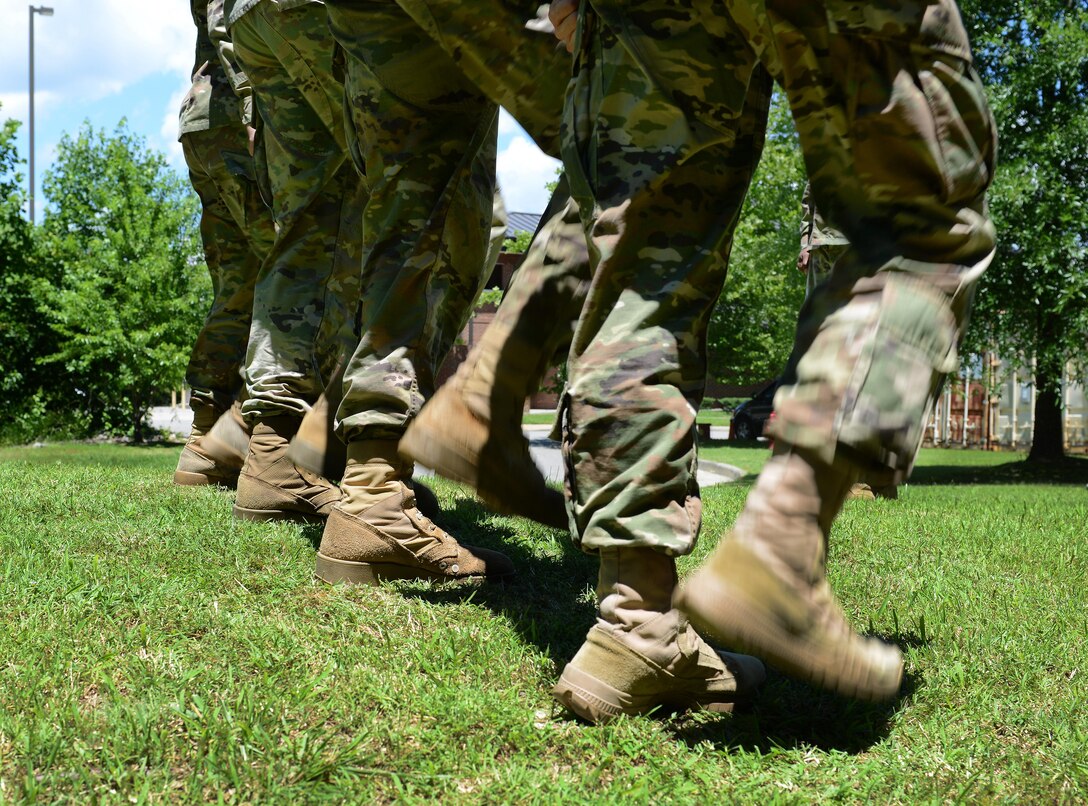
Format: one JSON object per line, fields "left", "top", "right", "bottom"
{"left": 174, "top": 401, "right": 250, "bottom": 488}
{"left": 846, "top": 482, "right": 876, "bottom": 501}
{"left": 315, "top": 439, "right": 514, "bottom": 585}
{"left": 676, "top": 447, "right": 904, "bottom": 701}
{"left": 287, "top": 390, "right": 440, "bottom": 519}
{"left": 552, "top": 547, "right": 766, "bottom": 724}
{"left": 286, "top": 360, "right": 347, "bottom": 481}
{"left": 233, "top": 415, "right": 341, "bottom": 523}
{"left": 399, "top": 349, "right": 566, "bottom": 529}
{"left": 401, "top": 189, "right": 589, "bottom": 529}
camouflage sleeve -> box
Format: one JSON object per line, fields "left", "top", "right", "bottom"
{"left": 802, "top": 181, "right": 849, "bottom": 248}
{"left": 207, "top": 0, "right": 253, "bottom": 125}
{"left": 800, "top": 180, "right": 816, "bottom": 249}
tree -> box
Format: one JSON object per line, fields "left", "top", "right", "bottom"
{"left": 960, "top": 0, "right": 1088, "bottom": 460}
{"left": 0, "top": 116, "right": 35, "bottom": 396}
{"left": 502, "top": 229, "right": 533, "bottom": 254}
{"left": 37, "top": 121, "right": 207, "bottom": 441}
{"left": 0, "top": 112, "right": 64, "bottom": 443}
{"left": 707, "top": 92, "right": 808, "bottom": 386}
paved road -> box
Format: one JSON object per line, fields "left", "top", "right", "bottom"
{"left": 149, "top": 407, "right": 744, "bottom": 487}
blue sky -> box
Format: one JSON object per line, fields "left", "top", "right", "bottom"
{"left": 0, "top": 0, "right": 560, "bottom": 221}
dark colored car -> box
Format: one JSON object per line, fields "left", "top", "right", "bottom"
{"left": 731, "top": 380, "right": 780, "bottom": 440}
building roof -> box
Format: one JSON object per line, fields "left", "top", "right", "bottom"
{"left": 506, "top": 211, "right": 542, "bottom": 238}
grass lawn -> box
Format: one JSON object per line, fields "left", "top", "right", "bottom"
{"left": 697, "top": 441, "right": 1067, "bottom": 478}
{"left": 1, "top": 442, "right": 1086, "bottom": 802}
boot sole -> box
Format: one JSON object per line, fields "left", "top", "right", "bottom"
{"left": 677, "top": 550, "right": 904, "bottom": 702}
{"left": 174, "top": 470, "right": 238, "bottom": 489}
{"left": 552, "top": 664, "right": 737, "bottom": 725}
{"left": 232, "top": 505, "right": 326, "bottom": 525}
{"left": 314, "top": 552, "right": 498, "bottom": 586}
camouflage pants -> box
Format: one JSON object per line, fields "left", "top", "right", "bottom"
{"left": 181, "top": 122, "right": 275, "bottom": 414}
{"left": 393, "top": 0, "right": 570, "bottom": 158}
{"left": 385, "top": 0, "right": 770, "bottom": 553}
{"left": 560, "top": 5, "right": 773, "bottom": 553}
{"left": 231, "top": 1, "right": 364, "bottom": 421}
{"left": 389, "top": 0, "right": 591, "bottom": 423}
{"left": 563, "top": 0, "right": 995, "bottom": 555}
{"left": 325, "top": 0, "right": 500, "bottom": 442}
{"left": 726, "top": 0, "right": 997, "bottom": 476}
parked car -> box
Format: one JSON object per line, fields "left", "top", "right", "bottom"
{"left": 731, "top": 379, "right": 780, "bottom": 440}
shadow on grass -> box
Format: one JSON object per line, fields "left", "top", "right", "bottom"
{"left": 387, "top": 495, "right": 598, "bottom": 667}
{"left": 667, "top": 636, "right": 925, "bottom": 754}
{"left": 396, "top": 491, "right": 929, "bottom": 753}
{"left": 909, "top": 455, "right": 1088, "bottom": 486}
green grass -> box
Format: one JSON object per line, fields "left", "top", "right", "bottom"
{"left": 697, "top": 441, "right": 1081, "bottom": 480}
{"left": 1, "top": 443, "right": 1087, "bottom": 802}
{"left": 522, "top": 412, "right": 559, "bottom": 427}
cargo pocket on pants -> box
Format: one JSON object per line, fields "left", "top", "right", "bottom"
{"left": 836, "top": 273, "right": 959, "bottom": 470}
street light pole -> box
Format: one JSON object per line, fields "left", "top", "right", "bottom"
{"left": 28, "top": 4, "right": 54, "bottom": 224}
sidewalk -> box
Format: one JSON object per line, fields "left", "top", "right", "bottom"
{"left": 149, "top": 407, "right": 744, "bottom": 488}
{"left": 519, "top": 423, "right": 744, "bottom": 488}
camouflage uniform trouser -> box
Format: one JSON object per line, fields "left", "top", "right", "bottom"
{"left": 558, "top": 6, "right": 773, "bottom": 554}
{"left": 231, "top": 1, "right": 364, "bottom": 420}
{"left": 388, "top": 0, "right": 770, "bottom": 554}
{"left": 564, "top": 0, "right": 995, "bottom": 553}
{"left": 390, "top": 0, "right": 591, "bottom": 422}
{"left": 729, "top": 0, "right": 997, "bottom": 476}
{"left": 324, "top": 0, "right": 500, "bottom": 442}
{"left": 181, "top": 122, "right": 275, "bottom": 414}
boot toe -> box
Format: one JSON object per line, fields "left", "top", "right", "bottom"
{"left": 717, "top": 649, "right": 767, "bottom": 695}
{"left": 457, "top": 544, "right": 515, "bottom": 580}
{"left": 412, "top": 479, "right": 440, "bottom": 519}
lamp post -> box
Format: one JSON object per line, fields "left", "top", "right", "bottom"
{"left": 28, "top": 4, "right": 54, "bottom": 224}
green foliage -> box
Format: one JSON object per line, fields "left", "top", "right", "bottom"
{"left": 0, "top": 111, "right": 63, "bottom": 443}
{"left": 958, "top": 1, "right": 1088, "bottom": 456}
{"left": 501, "top": 229, "right": 533, "bottom": 254}
{"left": 544, "top": 164, "right": 563, "bottom": 195}
{"left": 708, "top": 92, "right": 808, "bottom": 385}
{"left": 34, "top": 121, "right": 207, "bottom": 441}
{"left": 0, "top": 118, "right": 37, "bottom": 393}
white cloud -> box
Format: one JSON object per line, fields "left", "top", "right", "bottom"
{"left": 498, "top": 108, "right": 520, "bottom": 137}
{"left": 0, "top": 0, "right": 191, "bottom": 113}
{"left": 497, "top": 134, "right": 561, "bottom": 215}
{"left": 159, "top": 79, "right": 192, "bottom": 171}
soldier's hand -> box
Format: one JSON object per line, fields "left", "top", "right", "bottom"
{"left": 247, "top": 125, "right": 257, "bottom": 156}
{"left": 797, "top": 248, "right": 810, "bottom": 273}
{"left": 549, "top": 0, "right": 579, "bottom": 53}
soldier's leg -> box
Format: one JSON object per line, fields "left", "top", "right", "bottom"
{"left": 394, "top": 0, "right": 570, "bottom": 157}
{"left": 175, "top": 123, "right": 273, "bottom": 488}
{"left": 677, "top": 0, "right": 996, "bottom": 700}
{"left": 288, "top": 185, "right": 505, "bottom": 483}
{"left": 384, "top": 0, "right": 591, "bottom": 524}
{"left": 401, "top": 177, "right": 590, "bottom": 528}
{"left": 229, "top": 3, "right": 363, "bottom": 523}
{"left": 314, "top": 0, "right": 512, "bottom": 585}
{"left": 544, "top": 4, "right": 772, "bottom": 722}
